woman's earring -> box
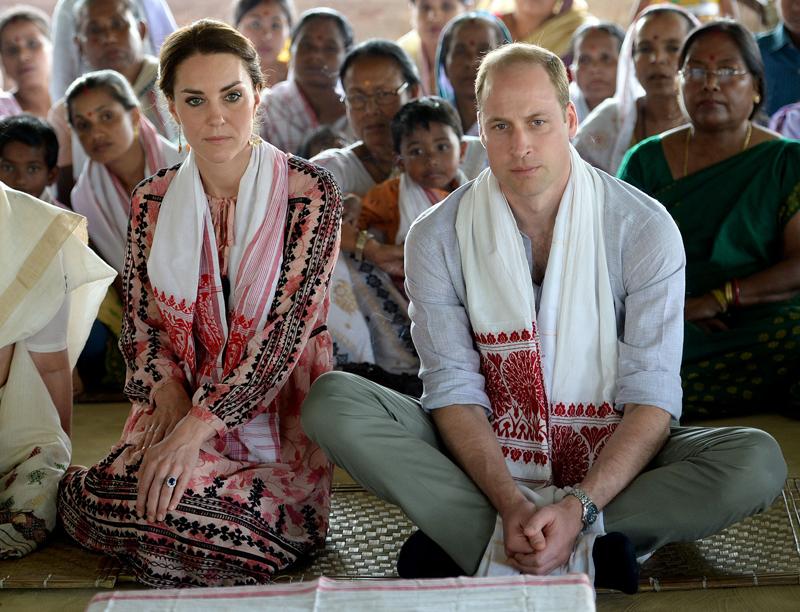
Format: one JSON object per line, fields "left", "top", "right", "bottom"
{"left": 249, "top": 134, "right": 262, "bottom": 148}
{"left": 177, "top": 126, "right": 189, "bottom": 153}
{"left": 754, "top": 93, "right": 761, "bottom": 104}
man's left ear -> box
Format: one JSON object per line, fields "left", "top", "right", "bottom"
{"left": 459, "top": 139, "right": 467, "bottom": 162}
{"left": 566, "top": 101, "right": 578, "bottom": 139}
{"left": 477, "top": 111, "right": 487, "bottom": 148}
{"left": 138, "top": 20, "right": 147, "bottom": 42}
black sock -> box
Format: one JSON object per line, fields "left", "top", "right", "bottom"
{"left": 592, "top": 532, "right": 640, "bottom": 594}
{"left": 396, "top": 530, "right": 465, "bottom": 579}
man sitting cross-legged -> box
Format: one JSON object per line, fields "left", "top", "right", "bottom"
{"left": 301, "top": 42, "right": 787, "bottom": 593}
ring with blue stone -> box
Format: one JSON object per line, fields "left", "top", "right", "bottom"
{"left": 165, "top": 476, "right": 178, "bottom": 488}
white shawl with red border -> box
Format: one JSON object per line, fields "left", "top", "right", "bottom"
{"left": 455, "top": 144, "right": 621, "bottom": 489}
{"left": 147, "top": 141, "right": 289, "bottom": 463}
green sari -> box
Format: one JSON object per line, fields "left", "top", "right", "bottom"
{"left": 618, "top": 137, "right": 800, "bottom": 419}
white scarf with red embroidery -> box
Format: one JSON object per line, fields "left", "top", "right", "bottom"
{"left": 455, "top": 145, "right": 621, "bottom": 488}
{"left": 147, "top": 141, "right": 288, "bottom": 462}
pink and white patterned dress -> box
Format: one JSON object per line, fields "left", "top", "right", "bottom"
{"left": 58, "top": 156, "right": 342, "bottom": 587}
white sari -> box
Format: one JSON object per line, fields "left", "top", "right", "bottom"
{"left": 0, "top": 184, "right": 114, "bottom": 558}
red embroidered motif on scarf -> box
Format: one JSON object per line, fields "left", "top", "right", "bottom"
{"left": 224, "top": 312, "right": 256, "bottom": 376}
{"left": 476, "top": 324, "right": 620, "bottom": 488}
{"left": 153, "top": 288, "right": 195, "bottom": 366}
{"left": 194, "top": 275, "right": 226, "bottom": 377}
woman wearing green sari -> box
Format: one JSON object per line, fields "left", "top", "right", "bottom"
{"left": 618, "top": 20, "right": 800, "bottom": 420}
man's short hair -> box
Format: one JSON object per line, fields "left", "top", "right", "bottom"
{"left": 391, "top": 96, "right": 463, "bottom": 153}
{"left": 74, "top": 0, "right": 141, "bottom": 30}
{"left": 475, "top": 43, "right": 570, "bottom": 112}
{"left": 0, "top": 114, "right": 60, "bottom": 170}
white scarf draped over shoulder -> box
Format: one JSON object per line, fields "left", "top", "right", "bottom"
{"left": 0, "top": 184, "right": 115, "bottom": 557}
{"left": 71, "top": 116, "right": 181, "bottom": 274}
{"left": 395, "top": 170, "right": 467, "bottom": 244}
{"left": 147, "top": 141, "right": 289, "bottom": 464}
{"left": 455, "top": 145, "right": 621, "bottom": 489}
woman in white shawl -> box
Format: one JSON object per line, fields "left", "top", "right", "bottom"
{"left": 67, "top": 69, "right": 181, "bottom": 392}
{"left": 0, "top": 183, "right": 114, "bottom": 558}
{"left": 68, "top": 69, "right": 182, "bottom": 276}
{"left": 573, "top": 4, "right": 698, "bottom": 175}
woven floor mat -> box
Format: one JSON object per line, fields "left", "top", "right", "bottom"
{"left": 286, "top": 479, "right": 800, "bottom": 591}
{"left": 637, "top": 477, "right": 800, "bottom": 591}
{"left": 2, "top": 481, "right": 797, "bottom": 590}
{"left": 0, "top": 529, "right": 125, "bottom": 589}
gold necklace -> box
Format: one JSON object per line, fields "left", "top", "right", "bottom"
{"left": 683, "top": 121, "right": 752, "bottom": 178}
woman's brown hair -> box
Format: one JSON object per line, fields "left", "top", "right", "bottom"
{"left": 158, "top": 19, "right": 265, "bottom": 100}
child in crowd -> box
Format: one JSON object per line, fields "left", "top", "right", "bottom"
{"left": 0, "top": 114, "right": 60, "bottom": 205}
{"left": 299, "top": 124, "right": 349, "bottom": 161}
{"left": 356, "top": 96, "right": 466, "bottom": 277}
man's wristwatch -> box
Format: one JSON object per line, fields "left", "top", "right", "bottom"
{"left": 566, "top": 487, "right": 599, "bottom": 531}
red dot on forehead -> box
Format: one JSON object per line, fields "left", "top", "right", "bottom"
{"left": 709, "top": 54, "right": 716, "bottom": 60}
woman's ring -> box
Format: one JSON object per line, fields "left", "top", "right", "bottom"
{"left": 166, "top": 476, "right": 178, "bottom": 488}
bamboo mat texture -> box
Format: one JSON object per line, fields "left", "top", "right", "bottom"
{"left": 2, "top": 480, "right": 798, "bottom": 591}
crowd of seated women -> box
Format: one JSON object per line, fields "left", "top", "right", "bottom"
{"left": 0, "top": 0, "right": 798, "bottom": 590}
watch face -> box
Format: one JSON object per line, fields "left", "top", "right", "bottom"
{"left": 585, "top": 503, "right": 599, "bottom": 525}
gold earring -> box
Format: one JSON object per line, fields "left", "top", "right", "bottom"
{"left": 249, "top": 134, "right": 261, "bottom": 148}
{"left": 754, "top": 94, "right": 761, "bottom": 104}
{"left": 177, "top": 127, "right": 189, "bottom": 153}
{"left": 552, "top": 0, "right": 564, "bottom": 15}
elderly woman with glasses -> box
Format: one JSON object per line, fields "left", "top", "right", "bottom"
{"left": 618, "top": 20, "right": 800, "bottom": 420}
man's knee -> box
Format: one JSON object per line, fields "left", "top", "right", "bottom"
{"left": 302, "top": 371, "right": 352, "bottom": 442}
{"left": 722, "top": 427, "right": 787, "bottom": 508}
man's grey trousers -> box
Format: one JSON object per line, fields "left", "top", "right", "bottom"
{"left": 302, "top": 371, "right": 787, "bottom": 575}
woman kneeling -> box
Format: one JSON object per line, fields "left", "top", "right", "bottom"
{"left": 58, "top": 19, "right": 341, "bottom": 587}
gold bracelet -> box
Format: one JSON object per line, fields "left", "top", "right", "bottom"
{"left": 711, "top": 288, "right": 728, "bottom": 313}
{"left": 354, "top": 229, "right": 372, "bottom": 262}
{"left": 724, "top": 281, "right": 734, "bottom": 307}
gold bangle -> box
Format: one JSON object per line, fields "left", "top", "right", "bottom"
{"left": 354, "top": 229, "right": 372, "bottom": 262}
{"left": 711, "top": 288, "right": 728, "bottom": 313}
{"left": 724, "top": 281, "right": 734, "bottom": 307}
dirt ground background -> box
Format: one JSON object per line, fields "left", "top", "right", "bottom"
{"left": 13, "top": 1, "right": 766, "bottom": 44}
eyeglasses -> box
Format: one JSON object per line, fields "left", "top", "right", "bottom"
{"left": 343, "top": 82, "right": 409, "bottom": 111}
{"left": 680, "top": 67, "right": 749, "bottom": 84}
